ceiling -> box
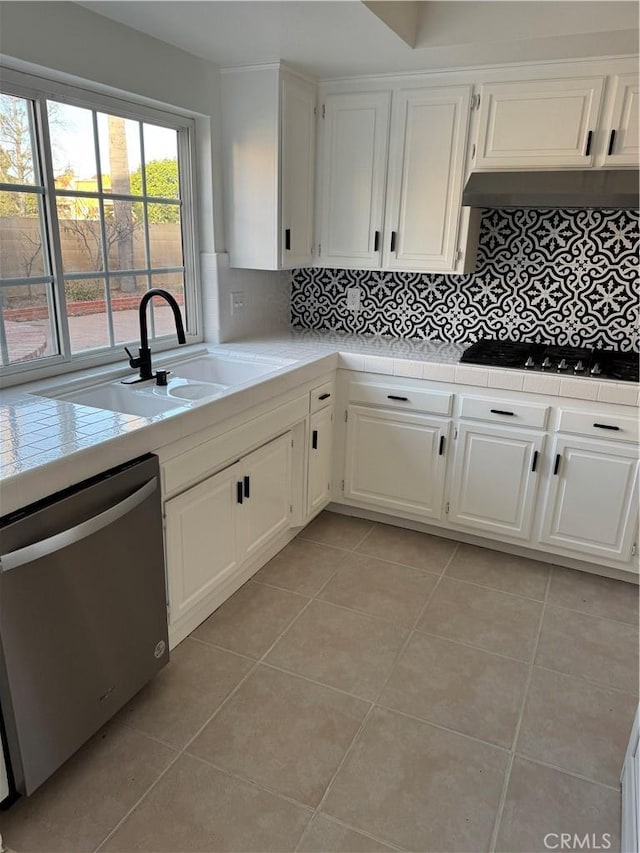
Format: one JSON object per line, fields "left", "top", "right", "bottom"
{"left": 78, "top": 1, "right": 639, "bottom": 78}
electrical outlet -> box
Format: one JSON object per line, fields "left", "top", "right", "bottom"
{"left": 346, "top": 286, "right": 361, "bottom": 313}
{"left": 230, "top": 291, "right": 245, "bottom": 314}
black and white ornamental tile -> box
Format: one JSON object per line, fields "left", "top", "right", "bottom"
{"left": 291, "top": 208, "right": 640, "bottom": 352}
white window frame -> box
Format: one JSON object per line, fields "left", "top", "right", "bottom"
{"left": 0, "top": 67, "right": 201, "bottom": 387}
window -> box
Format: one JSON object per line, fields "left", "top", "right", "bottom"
{"left": 0, "top": 70, "right": 199, "bottom": 381}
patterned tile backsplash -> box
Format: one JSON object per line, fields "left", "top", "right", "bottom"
{"left": 291, "top": 208, "right": 639, "bottom": 352}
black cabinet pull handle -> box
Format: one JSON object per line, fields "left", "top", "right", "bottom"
{"left": 318, "top": 392, "right": 331, "bottom": 401}
{"left": 585, "top": 130, "right": 593, "bottom": 156}
{"left": 237, "top": 481, "right": 244, "bottom": 504}
{"left": 593, "top": 423, "right": 620, "bottom": 431}
{"left": 553, "top": 454, "right": 561, "bottom": 476}
{"left": 390, "top": 231, "right": 397, "bottom": 252}
{"left": 531, "top": 450, "right": 538, "bottom": 473}
{"left": 439, "top": 435, "right": 445, "bottom": 456}
{"left": 312, "top": 429, "right": 318, "bottom": 450}
{"left": 373, "top": 230, "right": 380, "bottom": 252}
{"left": 490, "top": 408, "right": 515, "bottom": 416}
{"left": 387, "top": 394, "right": 408, "bottom": 402}
{"left": 608, "top": 129, "right": 616, "bottom": 156}
{"left": 243, "top": 475, "right": 250, "bottom": 499}
{"left": 285, "top": 228, "right": 291, "bottom": 251}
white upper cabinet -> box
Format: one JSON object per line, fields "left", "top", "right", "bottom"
{"left": 474, "top": 76, "right": 605, "bottom": 169}
{"left": 317, "top": 84, "right": 474, "bottom": 273}
{"left": 604, "top": 73, "right": 639, "bottom": 166}
{"left": 221, "top": 64, "right": 316, "bottom": 270}
{"left": 318, "top": 91, "right": 391, "bottom": 268}
{"left": 383, "top": 85, "right": 471, "bottom": 271}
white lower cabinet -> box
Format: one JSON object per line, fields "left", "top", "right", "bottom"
{"left": 165, "top": 432, "right": 292, "bottom": 623}
{"left": 448, "top": 422, "right": 545, "bottom": 540}
{"left": 344, "top": 406, "right": 449, "bottom": 520}
{"left": 307, "top": 405, "right": 334, "bottom": 518}
{"left": 237, "top": 433, "right": 292, "bottom": 562}
{"left": 165, "top": 462, "right": 241, "bottom": 624}
{"left": 539, "top": 435, "right": 639, "bottom": 563}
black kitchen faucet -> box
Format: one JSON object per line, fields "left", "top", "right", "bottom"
{"left": 123, "top": 289, "right": 186, "bottom": 383}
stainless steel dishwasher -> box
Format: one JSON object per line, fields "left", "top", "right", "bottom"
{"left": 0, "top": 453, "right": 169, "bottom": 798}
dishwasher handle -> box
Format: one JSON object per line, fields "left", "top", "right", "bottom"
{"left": 0, "top": 477, "right": 158, "bottom": 573}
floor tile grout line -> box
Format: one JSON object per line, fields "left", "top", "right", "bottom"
{"left": 532, "top": 662, "right": 639, "bottom": 698}
{"left": 488, "top": 565, "right": 553, "bottom": 853}
{"left": 512, "top": 753, "right": 624, "bottom": 793}
{"left": 410, "top": 627, "right": 534, "bottom": 664}
{"left": 304, "top": 812, "right": 408, "bottom": 852}
{"left": 438, "top": 571, "right": 550, "bottom": 603}
{"left": 543, "top": 598, "right": 640, "bottom": 629}
{"left": 294, "top": 544, "right": 461, "bottom": 853}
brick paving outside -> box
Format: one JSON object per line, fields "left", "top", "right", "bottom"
{"left": 7, "top": 304, "right": 178, "bottom": 363}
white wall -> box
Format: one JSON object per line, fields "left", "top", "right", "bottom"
{"left": 0, "top": 1, "right": 290, "bottom": 343}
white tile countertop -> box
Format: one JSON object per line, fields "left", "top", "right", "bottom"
{"left": 1, "top": 329, "right": 638, "bottom": 516}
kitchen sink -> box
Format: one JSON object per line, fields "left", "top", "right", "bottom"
{"left": 167, "top": 353, "right": 294, "bottom": 384}
{"left": 36, "top": 353, "right": 295, "bottom": 417}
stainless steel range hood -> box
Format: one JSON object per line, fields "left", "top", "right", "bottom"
{"left": 462, "top": 169, "right": 639, "bottom": 209}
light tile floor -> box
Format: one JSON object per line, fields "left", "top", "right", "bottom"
{"left": 2, "top": 511, "right": 638, "bottom": 853}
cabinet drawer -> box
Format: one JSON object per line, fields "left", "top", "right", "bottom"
{"left": 348, "top": 380, "right": 453, "bottom": 416}
{"left": 558, "top": 409, "right": 639, "bottom": 443}
{"left": 310, "top": 380, "right": 334, "bottom": 413}
{"left": 460, "top": 396, "right": 549, "bottom": 429}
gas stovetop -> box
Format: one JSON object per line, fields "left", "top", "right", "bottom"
{"left": 460, "top": 339, "right": 639, "bottom": 383}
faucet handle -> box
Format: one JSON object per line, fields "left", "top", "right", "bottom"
{"left": 124, "top": 346, "right": 141, "bottom": 368}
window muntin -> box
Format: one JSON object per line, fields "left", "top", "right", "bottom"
{"left": 0, "top": 72, "right": 198, "bottom": 378}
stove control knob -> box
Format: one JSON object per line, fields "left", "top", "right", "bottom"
{"left": 591, "top": 362, "right": 602, "bottom": 376}
{"left": 557, "top": 359, "right": 568, "bottom": 371}
{"left": 542, "top": 357, "right": 552, "bottom": 369}
{"left": 574, "top": 360, "right": 585, "bottom": 373}
{"left": 524, "top": 356, "right": 536, "bottom": 369}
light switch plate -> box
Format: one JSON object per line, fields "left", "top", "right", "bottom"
{"left": 346, "top": 286, "right": 361, "bottom": 313}
{"left": 230, "top": 291, "right": 245, "bottom": 314}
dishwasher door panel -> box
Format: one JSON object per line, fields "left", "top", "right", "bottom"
{"left": 0, "top": 454, "right": 168, "bottom": 796}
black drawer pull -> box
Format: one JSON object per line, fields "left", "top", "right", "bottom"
{"left": 312, "top": 429, "right": 318, "bottom": 450}
{"left": 373, "top": 230, "right": 380, "bottom": 252}
{"left": 439, "top": 435, "right": 446, "bottom": 456}
{"left": 285, "top": 228, "right": 291, "bottom": 251}
{"left": 243, "top": 475, "right": 250, "bottom": 499}
{"left": 608, "top": 129, "right": 616, "bottom": 156}
{"left": 490, "top": 409, "right": 515, "bottom": 416}
{"left": 593, "top": 423, "right": 620, "bottom": 431}
{"left": 387, "top": 395, "right": 408, "bottom": 402}
{"left": 531, "top": 450, "right": 538, "bottom": 473}
{"left": 237, "top": 481, "right": 244, "bottom": 504}
{"left": 585, "top": 130, "right": 593, "bottom": 156}
{"left": 318, "top": 392, "right": 331, "bottom": 401}
{"left": 390, "top": 231, "right": 397, "bottom": 252}
{"left": 553, "top": 454, "right": 562, "bottom": 476}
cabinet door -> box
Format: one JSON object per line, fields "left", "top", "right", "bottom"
{"left": 344, "top": 406, "right": 449, "bottom": 520}
{"left": 318, "top": 91, "right": 391, "bottom": 267}
{"left": 383, "top": 85, "right": 471, "bottom": 271}
{"left": 605, "top": 73, "right": 639, "bottom": 166}
{"left": 448, "top": 423, "right": 544, "bottom": 540}
{"left": 307, "top": 406, "right": 333, "bottom": 519}
{"left": 281, "top": 72, "right": 316, "bottom": 267}
{"left": 539, "top": 435, "right": 639, "bottom": 564}
{"left": 165, "top": 462, "right": 241, "bottom": 623}
{"left": 238, "top": 433, "right": 292, "bottom": 561}
{"left": 475, "top": 77, "right": 605, "bottom": 168}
